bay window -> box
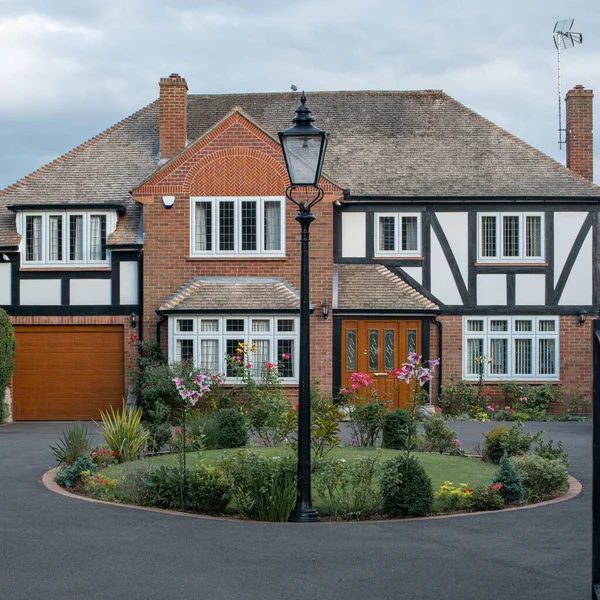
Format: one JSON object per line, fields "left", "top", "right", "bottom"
{"left": 463, "top": 316, "right": 559, "bottom": 380}
{"left": 191, "top": 197, "right": 285, "bottom": 257}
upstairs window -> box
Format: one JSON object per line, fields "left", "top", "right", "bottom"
{"left": 374, "top": 213, "right": 421, "bottom": 257}
{"left": 22, "top": 212, "right": 114, "bottom": 267}
{"left": 191, "top": 197, "right": 285, "bottom": 257}
{"left": 478, "top": 213, "right": 544, "bottom": 262}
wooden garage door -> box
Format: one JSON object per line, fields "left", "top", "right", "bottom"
{"left": 13, "top": 325, "right": 124, "bottom": 421}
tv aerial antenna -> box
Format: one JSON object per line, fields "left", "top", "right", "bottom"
{"left": 553, "top": 19, "right": 582, "bottom": 149}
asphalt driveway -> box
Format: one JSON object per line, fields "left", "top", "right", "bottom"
{"left": 0, "top": 421, "right": 592, "bottom": 600}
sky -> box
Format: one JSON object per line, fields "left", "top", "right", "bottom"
{"left": 1, "top": 0, "right": 599, "bottom": 189}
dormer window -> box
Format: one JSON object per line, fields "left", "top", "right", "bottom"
{"left": 21, "top": 211, "right": 115, "bottom": 267}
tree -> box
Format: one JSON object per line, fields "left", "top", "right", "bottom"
{"left": 0, "top": 308, "right": 16, "bottom": 422}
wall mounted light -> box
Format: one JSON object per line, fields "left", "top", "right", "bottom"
{"left": 322, "top": 300, "right": 330, "bottom": 320}
{"left": 579, "top": 309, "right": 587, "bottom": 326}
{"left": 162, "top": 195, "right": 175, "bottom": 209}
{"left": 130, "top": 312, "right": 137, "bottom": 329}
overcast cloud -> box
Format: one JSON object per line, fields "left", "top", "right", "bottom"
{"left": 1, "top": 0, "right": 599, "bottom": 188}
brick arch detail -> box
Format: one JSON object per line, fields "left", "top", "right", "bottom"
{"left": 185, "top": 148, "right": 288, "bottom": 197}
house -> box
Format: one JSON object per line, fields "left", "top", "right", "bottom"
{"left": 0, "top": 75, "right": 597, "bottom": 420}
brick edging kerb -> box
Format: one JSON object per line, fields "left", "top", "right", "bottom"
{"left": 42, "top": 469, "right": 582, "bottom": 525}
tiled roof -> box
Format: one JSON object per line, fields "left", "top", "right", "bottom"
{"left": 335, "top": 264, "right": 439, "bottom": 311}
{"left": 159, "top": 277, "right": 301, "bottom": 312}
{"left": 2, "top": 89, "right": 599, "bottom": 248}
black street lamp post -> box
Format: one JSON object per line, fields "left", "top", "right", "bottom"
{"left": 279, "top": 92, "right": 329, "bottom": 523}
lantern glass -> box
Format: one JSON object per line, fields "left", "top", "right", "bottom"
{"left": 280, "top": 132, "right": 327, "bottom": 186}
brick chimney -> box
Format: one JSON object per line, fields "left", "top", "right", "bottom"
{"left": 565, "top": 85, "right": 594, "bottom": 181}
{"left": 159, "top": 73, "right": 188, "bottom": 161}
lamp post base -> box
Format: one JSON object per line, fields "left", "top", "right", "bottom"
{"left": 289, "top": 505, "right": 320, "bottom": 523}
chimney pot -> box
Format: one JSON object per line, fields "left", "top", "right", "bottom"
{"left": 566, "top": 85, "right": 594, "bottom": 182}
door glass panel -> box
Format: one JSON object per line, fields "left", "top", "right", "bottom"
{"left": 385, "top": 330, "right": 394, "bottom": 371}
{"left": 407, "top": 329, "right": 417, "bottom": 355}
{"left": 369, "top": 330, "right": 379, "bottom": 371}
{"left": 346, "top": 330, "right": 356, "bottom": 371}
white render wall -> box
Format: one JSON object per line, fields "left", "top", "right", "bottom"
{"left": 559, "top": 229, "right": 592, "bottom": 305}
{"left": 400, "top": 266, "right": 422, "bottom": 285}
{"left": 119, "top": 262, "right": 138, "bottom": 305}
{"left": 515, "top": 274, "right": 546, "bottom": 305}
{"left": 435, "top": 212, "right": 469, "bottom": 283}
{"left": 20, "top": 279, "right": 61, "bottom": 305}
{"left": 0, "top": 263, "right": 10, "bottom": 305}
{"left": 430, "top": 230, "right": 463, "bottom": 305}
{"left": 70, "top": 279, "right": 111, "bottom": 305}
{"left": 477, "top": 274, "right": 507, "bottom": 305}
{"left": 341, "top": 213, "right": 366, "bottom": 257}
{"left": 554, "top": 212, "right": 587, "bottom": 285}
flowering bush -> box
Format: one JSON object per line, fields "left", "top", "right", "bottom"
{"left": 512, "top": 454, "right": 569, "bottom": 502}
{"left": 433, "top": 481, "right": 473, "bottom": 513}
{"left": 467, "top": 484, "right": 505, "bottom": 511}
{"left": 90, "top": 446, "right": 118, "bottom": 469}
{"left": 82, "top": 471, "right": 118, "bottom": 501}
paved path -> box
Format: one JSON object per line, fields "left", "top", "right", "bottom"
{"left": 0, "top": 421, "right": 592, "bottom": 600}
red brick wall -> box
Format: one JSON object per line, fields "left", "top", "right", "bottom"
{"left": 433, "top": 314, "right": 591, "bottom": 411}
{"left": 159, "top": 74, "right": 188, "bottom": 160}
{"left": 134, "top": 111, "right": 342, "bottom": 395}
{"left": 566, "top": 85, "right": 594, "bottom": 182}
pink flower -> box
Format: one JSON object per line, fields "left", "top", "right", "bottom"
{"left": 417, "top": 367, "right": 431, "bottom": 386}
{"left": 504, "top": 406, "right": 510, "bottom": 411}
{"left": 510, "top": 409, "right": 515, "bottom": 414}
{"left": 428, "top": 358, "right": 440, "bottom": 369}
{"left": 519, "top": 397, "right": 528, "bottom": 403}
{"left": 188, "top": 390, "right": 200, "bottom": 406}
{"left": 487, "top": 405, "right": 495, "bottom": 412}
{"left": 265, "top": 362, "right": 275, "bottom": 370}
{"left": 452, "top": 439, "right": 462, "bottom": 447}
{"left": 408, "top": 351, "right": 422, "bottom": 365}
{"left": 350, "top": 438, "right": 357, "bottom": 445}
{"left": 172, "top": 377, "right": 184, "bottom": 389}
{"left": 339, "top": 388, "right": 351, "bottom": 395}
{"left": 195, "top": 373, "right": 206, "bottom": 386}
{"left": 258, "top": 439, "right": 265, "bottom": 444}
{"left": 178, "top": 388, "right": 190, "bottom": 399}
{"left": 282, "top": 353, "right": 291, "bottom": 360}
{"left": 492, "top": 483, "right": 503, "bottom": 491}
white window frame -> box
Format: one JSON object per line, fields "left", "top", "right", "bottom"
{"left": 374, "top": 212, "right": 422, "bottom": 257}
{"left": 190, "top": 196, "right": 286, "bottom": 258}
{"left": 169, "top": 315, "right": 299, "bottom": 383}
{"left": 477, "top": 212, "right": 544, "bottom": 263}
{"left": 19, "top": 210, "right": 116, "bottom": 268}
{"left": 462, "top": 316, "right": 559, "bottom": 381}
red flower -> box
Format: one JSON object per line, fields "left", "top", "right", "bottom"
{"left": 112, "top": 451, "right": 118, "bottom": 457}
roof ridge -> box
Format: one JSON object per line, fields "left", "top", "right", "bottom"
{"left": 0, "top": 99, "right": 159, "bottom": 197}
{"left": 187, "top": 90, "right": 444, "bottom": 99}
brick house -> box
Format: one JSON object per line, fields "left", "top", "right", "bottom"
{"left": 0, "top": 75, "right": 597, "bottom": 420}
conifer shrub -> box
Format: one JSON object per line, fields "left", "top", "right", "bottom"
{"left": 214, "top": 408, "right": 248, "bottom": 449}
{"left": 492, "top": 452, "right": 525, "bottom": 504}
{"left": 382, "top": 409, "right": 416, "bottom": 449}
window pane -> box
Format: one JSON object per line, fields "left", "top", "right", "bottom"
{"left": 401, "top": 216, "right": 418, "bottom": 251}
{"left": 407, "top": 329, "right": 417, "bottom": 354}
{"left": 515, "top": 339, "right": 533, "bottom": 375}
{"left": 277, "top": 319, "right": 294, "bottom": 332}
{"left": 25, "top": 216, "right": 42, "bottom": 261}
{"left": 378, "top": 217, "right": 395, "bottom": 252}
{"left": 264, "top": 201, "right": 281, "bottom": 251}
{"left": 369, "top": 330, "right": 379, "bottom": 371}
{"left": 526, "top": 216, "right": 542, "bottom": 257}
{"left": 515, "top": 319, "right": 532, "bottom": 332}
{"left": 200, "top": 339, "right": 219, "bottom": 372}
{"left": 252, "top": 319, "right": 270, "bottom": 333}
{"left": 466, "top": 320, "right": 484, "bottom": 333}
{"left": 226, "top": 339, "right": 244, "bottom": 377}
{"left": 538, "top": 319, "right": 556, "bottom": 333}
{"left": 538, "top": 339, "right": 556, "bottom": 375}
{"left": 241, "top": 200, "right": 257, "bottom": 251}
{"left": 176, "top": 339, "right": 194, "bottom": 362}
{"left": 89, "top": 215, "right": 107, "bottom": 261}
{"left": 490, "top": 319, "right": 508, "bottom": 332}
{"left": 385, "top": 330, "right": 395, "bottom": 371}
{"left": 69, "top": 215, "right": 84, "bottom": 261}
{"left": 481, "top": 216, "right": 497, "bottom": 257}
{"left": 346, "top": 330, "right": 356, "bottom": 371}
{"left": 490, "top": 339, "right": 508, "bottom": 375}
{"left": 502, "top": 216, "right": 519, "bottom": 258}
{"left": 219, "top": 201, "right": 235, "bottom": 251}
{"left": 252, "top": 339, "right": 270, "bottom": 377}
{"left": 226, "top": 319, "right": 244, "bottom": 332}
{"left": 48, "top": 216, "right": 63, "bottom": 261}
{"left": 277, "top": 339, "right": 294, "bottom": 378}
{"left": 195, "top": 202, "right": 212, "bottom": 252}
{"left": 466, "top": 339, "right": 483, "bottom": 375}
{"left": 200, "top": 319, "right": 219, "bottom": 332}
{"left": 177, "top": 319, "right": 194, "bottom": 332}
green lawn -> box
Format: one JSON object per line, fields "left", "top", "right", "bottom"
{"left": 103, "top": 446, "right": 496, "bottom": 490}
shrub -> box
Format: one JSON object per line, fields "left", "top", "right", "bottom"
{"left": 187, "top": 464, "right": 231, "bottom": 514}
{"left": 142, "top": 465, "right": 186, "bottom": 510}
{"left": 188, "top": 413, "right": 219, "bottom": 450}
{"left": 528, "top": 383, "right": 563, "bottom": 416}
{"left": 534, "top": 438, "right": 570, "bottom": 467}
{"left": 512, "top": 455, "right": 569, "bottom": 502}
{"left": 143, "top": 401, "right": 172, "bottom": 454}
{"left": 114, "top": 462, "right": 158, "bottom": 506}
{"left": 498, "top": 382, "right": 530, "bottom": 408}
{"left": 568, "top": 387, "right": 591, "bottom": 416}
{"left": 433, "top": 481, "right": 473, "bottom": 513}
{"left": 422, "top": 415, "right": 460, "bottom": 454}
{"left": 313, "top": 454, "right": 383, "bottom": 519}
{"left": 379, "top": 454, "right": 434, "bottom": 517}
{"left": 348, "top": 397, "right": 388, "bottom": 447}
{"left": 218, "top": 450, "right": 297, "bottom": 521}
{"left": 439, "top": 378, "right": 478, "bottom": 417}
{"left": 382, "top": 409, "right": 416, "bottom": 449}
{"left": 484, "top": 423, "right": 539, "bottom": 463}
{"left": 246, "top": 396, "right": 295, "bottom": 446}
{"left": 0, "top": 308, "right": 15, "bottom": 423}
{"left": 54, "top": 454, "right": 97, "bottom": 487}
{"left": 492, "top": 453, "right": 525, "bottom": 504}
{"left": 98, "top": 405, "right": 149, "bottom": 463}
{"left": 90, "top": 446, "right": 118, "bottom": 469}
{"left": 170, "top": 426, "right": 194, "bottom": 453}
{"left": 82, "top": 472, "right": 118, "bottom": 501}
{"left": 214, "top": 408, "right": 248, "bottom": 449}
{"left": 468, "top": 485, "right": 505, "bottom": 511}
{"left": 49, "top": 422, "right": 96, "bottom": 465}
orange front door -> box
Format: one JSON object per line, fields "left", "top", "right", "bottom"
{"left": 341, "top": 319, "right": 421, "bottom": 410}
